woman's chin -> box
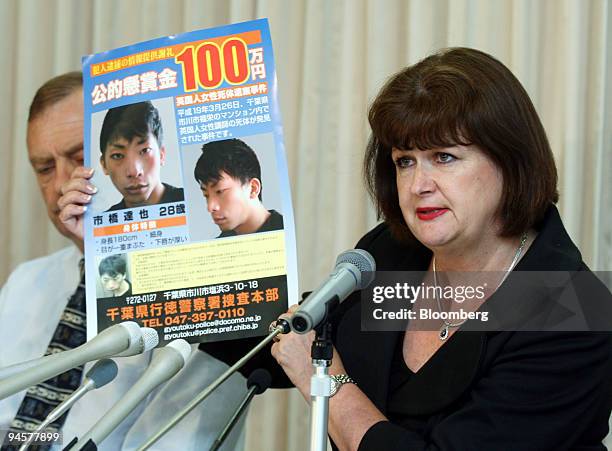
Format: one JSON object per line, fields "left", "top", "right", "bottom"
{"left": 412, "top": 232, "right": 455, "bottom": 250}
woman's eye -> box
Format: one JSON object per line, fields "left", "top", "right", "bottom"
{"left": 394, "top": 157, "right": 413, "bottom": 168}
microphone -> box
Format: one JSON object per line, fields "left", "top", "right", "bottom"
{"left": 0, "top": 356, "right": 49, "bottom": 380}
{"left": 69, "top": 339, "right": 191, "bottom": 450}
{"left": 291, "top": 249, "right": 376, "bottom": 333}
{"left": 18, "top": 359, "right": 118, "bottom": 451}
{"left": 0, "top": 322, "right": 158, "bottom": 400}
{"left": 209, "top": 369, "right": 271, "bottom": 451}
{"left": 0, "top": 324, "right": 156, "bottom": 381}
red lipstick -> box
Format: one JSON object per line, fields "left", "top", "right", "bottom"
{"left": 416, "top": 207, "right": 448, "bottom": 221}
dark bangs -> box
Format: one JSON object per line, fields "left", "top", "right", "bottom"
{"left": 100, "top": 101, "right": 163, "bottom": 155}
{"left": 368, "top": 68, "right": 474, "bottom": 153}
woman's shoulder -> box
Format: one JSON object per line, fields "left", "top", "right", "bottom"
{"left": 355, "top": 223, "right": 393, "bottom": 249}
{"left": 355, "top": 223, "right": 431, "bottom": 271}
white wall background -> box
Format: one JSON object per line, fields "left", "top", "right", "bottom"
{"left": 1, "top": 1, "right": 611, "bottom": 449}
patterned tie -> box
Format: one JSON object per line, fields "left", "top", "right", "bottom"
{"left": 2, "top": 259, "right": 87, "bottom": 451}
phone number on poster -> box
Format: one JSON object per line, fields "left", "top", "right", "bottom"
{"left": 164, "top": 307, "right": 247, "bottom": 326}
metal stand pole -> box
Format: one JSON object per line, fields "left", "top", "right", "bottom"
{"left": 309, "top": 321, "right": 333, "bottom": 451}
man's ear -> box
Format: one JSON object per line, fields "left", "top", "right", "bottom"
{"left": 100, "top": 155, "right": 109, "bottom": 175}
{"left": 159, "top": 146, "right": 166, "bottom": 166}
{"left": 249, "top": 178, "right": 261, "bottom": 199}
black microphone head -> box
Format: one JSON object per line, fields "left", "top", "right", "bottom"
{"left": 86, "top": 359, "right": 119, "bottom": 389}
{"left": 246, "top": 369, "right": 272, "bottom": 395}
{"left": 335, "top": 249, "right": 376, "bottom": 289}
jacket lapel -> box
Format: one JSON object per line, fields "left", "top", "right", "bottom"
{"left": 335, "top": 297, "right": 400, "bottom": 412}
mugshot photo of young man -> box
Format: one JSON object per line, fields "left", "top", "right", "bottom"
{"left": 194, "top": 138, "right": 283, "bottom": 238}
{"left": 97, "top": 254, "right": 131, "bottom": 298}
{"left": 99, "top": 101, "right": 184, "bottom": 212}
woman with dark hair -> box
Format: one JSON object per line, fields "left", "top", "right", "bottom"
{"left": 265, "top": 47, "right": 612, "bottom": 450}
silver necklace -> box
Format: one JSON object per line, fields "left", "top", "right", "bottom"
{"left": 434, "top": 233, "right": 528, "bottom": 341}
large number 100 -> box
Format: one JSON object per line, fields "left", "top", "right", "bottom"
{"left": 175, "top": 38, "right": 250, "bottom": 91}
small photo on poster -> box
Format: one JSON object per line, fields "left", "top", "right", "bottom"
{"left": 95, "top": 253, "right": 132, "bottom": 299}
{"left": 181, "top": 133, "right": 284, "bottom": 242}
{"left": 88, "top": 97, "right": 184, "bottom": 213}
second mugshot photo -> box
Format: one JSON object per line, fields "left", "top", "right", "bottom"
{"left": 182, "top": 133, "right": 284, "bottom": 241}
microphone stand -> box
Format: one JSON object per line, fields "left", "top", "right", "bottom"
{"left": 209, "top": 383, "right": 257, "bottom": 451}
{"left": 309, "top": 297, "right": 337, "bottom": 451}
{"left": 20, "top": 381, "right": 95, "bottom": 451}
{"left": 136, "top": 321, "right": 290, "bottom": 451}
